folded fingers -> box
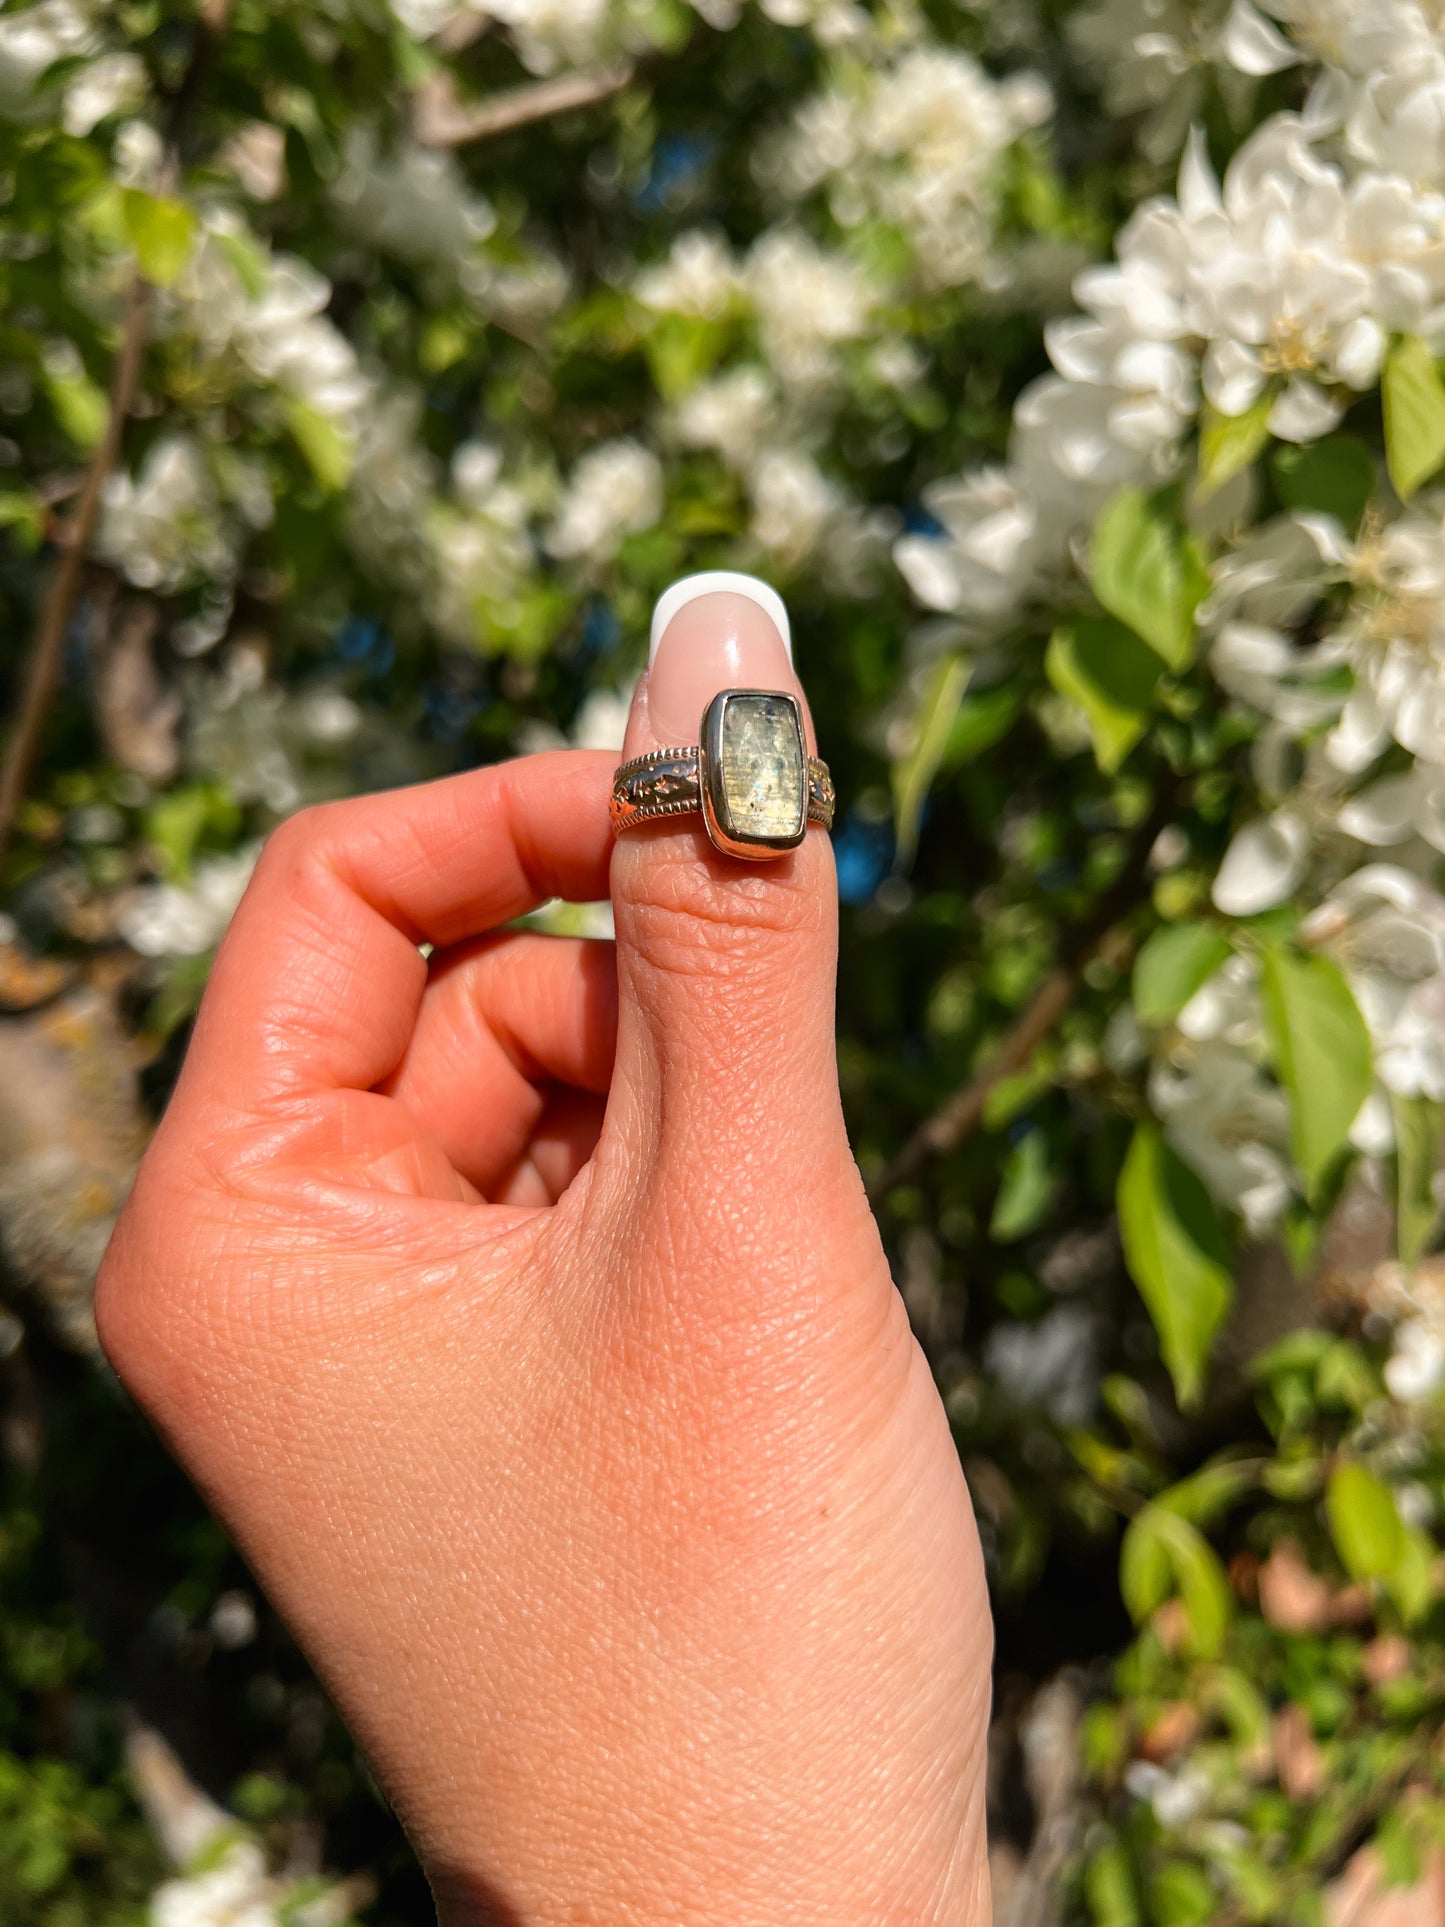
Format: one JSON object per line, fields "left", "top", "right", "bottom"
{"left": 382, "top": 931, "right": 617, "bottom": 1196}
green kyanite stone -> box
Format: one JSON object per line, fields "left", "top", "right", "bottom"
{"left": 716, "top": 694, "right": 805, "bottom": 841}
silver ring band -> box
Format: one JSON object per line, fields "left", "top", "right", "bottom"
{"left": 610, "top": 689, "right": 834, "bottom": 862}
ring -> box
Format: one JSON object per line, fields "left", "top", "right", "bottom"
{"left": 611, "top": 688, "right": 835, "bottom": 862}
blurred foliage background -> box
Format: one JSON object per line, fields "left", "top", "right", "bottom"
{"left": 8, "top": 0, "right": 1445, "bottom": 1921}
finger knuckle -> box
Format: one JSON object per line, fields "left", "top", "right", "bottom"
{"left": 257, "top": 802, "right": 342, "bottom": 882}
{"left": 617, "top": 839, "right": 830, "bottom": 986}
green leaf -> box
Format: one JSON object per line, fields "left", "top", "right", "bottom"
{"left": 1384, "top": 336, "right": 1445, "bottom": 501}
{"left": 1133, "top": 922, "right": 1232, "bottom": 1028}
{"left": 1117, "top": 1124, "right": 1233, "bottom": 1409}
{"left": 990, "top": 1131, "right": 1052, "bottom": 1241}
{"left": 43, "top": 366, "right": 107, "bottom": 451}
{"left": 0, "top": 490, "right": 44, "bottom": 551}
{"left": 943, "top": 684, "right": 1020, "bottom": 766}
{"left": 1086, "top": 1843, "right": 1141, "bottom": 1927}
{"left": 1198, "top": 391, "right": 1275, "bottom": 500}
{"left": 1215, "top": 1850, "right": 1283, "bottom": 1919}
{"left": 121, "top": 188, "right": 198, "bottom": 287}
{"left": 1155, "top": 1511, "right": 1232, "bottom": 1658}
{"left": 1388, "top": 1525, "right": 1436, "bottom": 1625}
{"left": 1392, "top": 1092, "right": 1444, "bottom": 1266}
{"left": 892, "top": 653, "right": 970, "bottom": 867}
{"left": 1250, "top": 1328, "right": 1334, "bottom": 1382}
{"left": 1120, "top": 1510, "right": 1172, "bottom": 1622}
{"left": 284, "top": 397, "right": 354, "bottom": 493}
{"left": 1204, "top": 1666, "right": 1273, "bottom": 1751}
{"left": 1155, "top": 1453, "right": 1258, "bottom": 1530}
{"left": 1316, "top": 1338, "right": 1380, "bottom": 1413}
{"left": 1045, "top": 619, "right": 1163, "bottom": 774}
{"left": 1327, "top": 1462, "right": 1404, "bottom": 1582}
{"left": 145, "top": 784, "right": 240, "bottom": 883}
{"left": 1262, "top": 1456, "right": 1324, "bottom": 1500}
{"left": 1122, "top": 1505, "right": 1232, "bottom": 1656}
{"left": 1260, "top": 947, "right": 1373, "bottom": 1195}
{"left": 1090, "top": 490, "right": 1205, "bottom": 670}
{"left": 1272, "top": 435, "right": 1376, "bottom": 528}
{"left": 1149, "top": 1862, "right": 1216, "bottom": 1927}
{"left": 643, "top": 314, "right": 729, "bottom": 402}
{"left": 982, "top": 1054, "right": 1055, "bottom": 1130}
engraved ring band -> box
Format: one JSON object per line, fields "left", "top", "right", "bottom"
{"left": 611, "top": 688, "right": 835, "bottom": 863}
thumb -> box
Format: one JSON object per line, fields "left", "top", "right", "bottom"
{"left": 605, "top": 573, "right": 855, "bottom": 1207}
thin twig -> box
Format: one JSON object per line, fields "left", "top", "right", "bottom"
{"left": 0, "top": 276, "right": 151, "bottom": 853}
{"left": 866, "top": 783, "right": 1182, "bottom": 1204}
{"left": 413, "top": 62, "right": 635, "bottom": 147}
{"left": 0, "top": 1, "right": 232, "bottom": 857}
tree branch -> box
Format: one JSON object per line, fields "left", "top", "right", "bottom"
{"left": 866, "top": 783, "right": 1182, "bottom": 1205}
{"left": 0, "top": 276, "right": 151, "bottom": 855}
{"left": 413, "top": 62, "right": 635, "bottom": 147}
{"left": 0, "top": 1, "right": 232, "bottom": 858}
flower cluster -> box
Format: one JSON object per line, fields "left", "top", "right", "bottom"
{"left": 769, "top": 45, "right": 1053, "bottom": 289}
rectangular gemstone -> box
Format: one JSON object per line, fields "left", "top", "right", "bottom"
{"left": 716, "top": 693, "right": 806, "bottom": 842}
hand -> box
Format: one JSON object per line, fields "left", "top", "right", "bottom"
{"left": 97, "top": 579, "right": 992, "bottom": 1926}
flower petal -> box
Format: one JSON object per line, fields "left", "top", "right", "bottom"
{"left": 1212, "top": 809, "right": 1310, "bottom": 915}
{"left": 1217, "top": 0, "right": 1301, "bottom": 76}
{"left": 1269, "top": 377, "right": 1344, "bottom": 444}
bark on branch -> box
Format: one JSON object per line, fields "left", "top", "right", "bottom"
{"left": 0, "top": 276, "right": 151, "bottom": 854}
{"left": 0, "top": 1, "right": 232, "bottom": 857}
{"left": 413, "top": 63, "right": 635, "bottom": 147}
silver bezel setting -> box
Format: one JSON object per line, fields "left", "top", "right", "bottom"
{"left": 698, "top": 688, "right": 808, "bottom": 862}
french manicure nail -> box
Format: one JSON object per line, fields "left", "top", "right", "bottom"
{"left": 647, "top": 571, "right": 796, "bottom": 746}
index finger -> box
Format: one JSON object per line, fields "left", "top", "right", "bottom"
{"left": 177, "top": 751, "right": 616, "bottom": 1109}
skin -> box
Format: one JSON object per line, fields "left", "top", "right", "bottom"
{"left": 96, "top": 593, "right": 994, "bottom": 1926}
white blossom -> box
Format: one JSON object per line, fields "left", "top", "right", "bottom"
{"left": 1212, "top": 809, "right": 1312, "bottom": 914}
{"left": 174, "top": 229, "right": 371, "bottom": 428}
{"left": 773, "top": 47, "right": 1052, "bottom": 287}
{"left": 63, "top": 50, "right": 145, "bottom": 135}
{"left": 113, "top": 116, "right": 164, "bottom": 187}
{"left": 894, "top": 105, "right": 1445, "bottom": 640}
{"left": 1153, "top": 1040, "right": 1294, "bottom": 1231}
{"left": 98, "top": 437, "right": 235, "bottom": 594}
{"left": 348, "top": 390, "right": 437, "bottom": 577}
{"left": 744, "top": 230, "right": 877, "bottom": 387}
{"left": 1068, "top": 0, "right": 1288, "bottom": 161}
{"left": 756, "top": 0, "right": 870, "bottom": 41}
{"left": 331, "top": 130, "right": 497, "bottom": 272}
{"left": 388, "top": 0, "right": 462, "bottom": 33}
{"left": 633, "top": 230, "right": 741, "bottom": 319}
{"left": 895, "top": 468, "right": 1046, "bottom": 630}
{"left": 1177, "top": 953, "right": 1265, "bottom": 1049}
{"left": 1386, "top": 1317, "right": 1445, "bottom": 1401}
{"left": 236, "top": 257, "right": 370, "bottom": 420}
{"left": 1184, "top": 119, "right": 1386, "bottom": 442}
{"left": 152, "top": 1843, "right": 276, "bottom": 1927}
{"left": 426, "top": 444, "right": 535, "bottom": 646}
{"left": 467, "top": 0, "right": 611, "bottom": 74}
{"left": 188, "top": 648, "right": 302, "bottom": 814}
{"left": 1303, "top": 866, "right": 1445, "bottom": 1097}
{"left": 118, "top": 848, "right": 260, "bottom": 961}
{"left": 671, "top": 366, "right": 776, "bottom": 469}
{"left": 748, "top": 447, "right": 844, "bottom": 568}
{"left": 983, "top": 1305, "right": 1097, "bottom": 1424}
{"left": 546, "top": 439, "right": 663, "bottom": 563}
{"left": 1125, "top": 1759, "right": 1214, "bottom": 1827}
{"left": 0, "top": 0, "right": 94, "bottom": 116}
